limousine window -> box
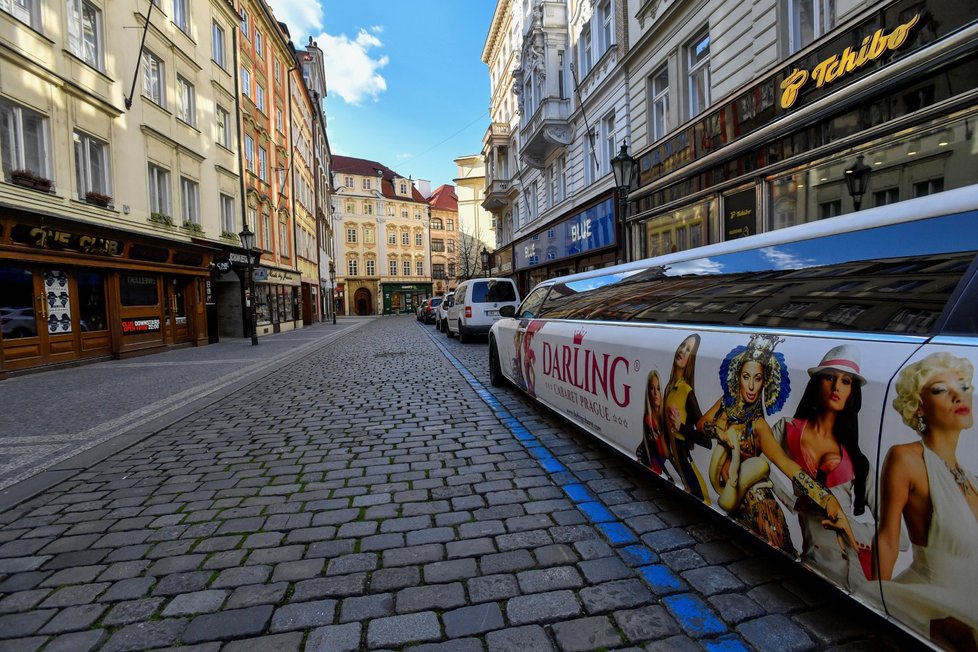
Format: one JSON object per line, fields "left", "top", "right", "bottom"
{"left": 531, "top": 212, "right": 978, "bottom": 335}
{"left": 517, "top": 285, "right": 551, "bottom": 319}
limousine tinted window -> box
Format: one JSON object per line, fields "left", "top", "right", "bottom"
{"left": 533, "top": 212, "right": 978, "bottom": 335}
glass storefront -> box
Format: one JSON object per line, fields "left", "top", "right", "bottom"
{"left": 642, "top": 198, "right": 715, "bottom": 259}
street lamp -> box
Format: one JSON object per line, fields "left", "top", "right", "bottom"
{"left": 480, "top": 246, "right": 490, "bottom": 278}
{"left": 610, "top": 140, "right": 639, "bottom": 264}
{"left": 238, "top": 224, "right": 259, "bottom": 346}
{"left": 328, "top": 262, "right": 336, "bottom": 325}
{"left": 844, "top": 155, "right": 872, "bottom": 212}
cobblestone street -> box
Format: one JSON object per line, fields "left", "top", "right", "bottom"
{"left": 0, "top": 316, "right": 923, "bottom": 651}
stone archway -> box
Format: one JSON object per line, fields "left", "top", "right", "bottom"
{"left": 353, "top": 288, "right": 372, "bottom": 316}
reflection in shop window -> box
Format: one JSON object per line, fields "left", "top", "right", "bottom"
{"left": 643, "top": 199, "right": 713, "bottom": 257}
{"left": 913, "top": 178, "right": 944, "bottom": 197}
{"left": 77, "top": 271, "right": 107, "bottom": 331}
{"left": 120, "top": 274, "right": 158, "bottom": 306}
{"left": 255, "top": 284, "right": 269, "bottom": 324}
{"left": 819, "top": 303, "right": 867, "bottom": 326}
{"left": 0, "top": 267, "right": 37, "bottom": 339}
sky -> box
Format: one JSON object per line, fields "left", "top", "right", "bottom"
{"left": 266, "top": 0, "right": 499, "bottom": 190}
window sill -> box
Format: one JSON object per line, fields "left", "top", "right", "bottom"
{"left": 62, "top": 49, "right": 110, "bottom": 80}
{"left": 143, "top": 97, "right": 172, "bottom": 115}
{"left": 176, "top": 117, "right": 200, "bottom": 133}
{"left": 2, "top": 12, "right": 54, "bottom": 44}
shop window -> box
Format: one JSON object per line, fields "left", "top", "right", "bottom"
{"left": 786, "top": 0, "right": 835, "bottom": 55}
{"left": 255, "top": 284, "right": 269, "bottom": 324}
{"left": 686, "top": 27, "right": 710, "bottom": 119}
{"left": 142, "top": 50, "right": 165, "bottom": 107}
{"left": 120, "top": 274, "right": 159, "bottom": 306}
{"left": 0, "top": 267, "right": 37, "bottom": 338}
{"left": 643, "top": 199, "right": 714, "bottom": 257}
{"left": 68, "top": 0, "right": 103, "bottom": 71}
{"left": 1, "top": 99, "right": 51, "bottom": 182}
{"left": 1, "top": 0, "right": 39, "bottom": 27}
{"left": 77, "top": 271, "right": 107, "bottom": 332}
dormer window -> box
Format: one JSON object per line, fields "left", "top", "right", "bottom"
{"left": 400, "top": 182, "right": 407, "bottom": 194}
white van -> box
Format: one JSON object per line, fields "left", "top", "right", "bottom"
{"left": 447, "top": 277, "right": 520, "bottom": 343}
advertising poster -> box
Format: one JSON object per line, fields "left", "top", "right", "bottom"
{"left": 44, "top": 270, "right": 72, "bottom": 334}
{"left": 496, "top": 320, "right": 978, "bottom": 649}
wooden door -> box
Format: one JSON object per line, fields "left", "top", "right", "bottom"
{"left": 0, "top": 267, "right": 80, "bottom": 370}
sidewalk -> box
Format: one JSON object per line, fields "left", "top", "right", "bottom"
{"left": 0, "top": 318, "right": 372, "bottom": 509}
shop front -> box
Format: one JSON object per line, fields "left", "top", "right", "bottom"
{"left": 382, "top": 282, "right": 432, "bottom": 315}
{"left": 510, "top": 195, "right": 618, "bottom": 297}
{"left": 255, "top": 267, "right": 302, "bottom": 334}
{"left": 1, "top": 210, "right": 214, "bottom": 376}
{"left": 628, "top": 1, "right": 978, "bottom": 260}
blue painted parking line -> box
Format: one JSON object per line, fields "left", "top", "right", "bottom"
{"left": 423, "top": 327, "right": 729, "bottom": 641}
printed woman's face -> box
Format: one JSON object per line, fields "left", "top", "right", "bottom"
{"left": 650, "top": 375, "right": 662, "bottom": 410}
{"left": 919, "top": 371, "right": 974, "bottom": 433}
{"left": 819, "top": 371, "right": 853, "bottom": 412}
{"left": 739, "top": 361, "right": 764, "bottom": 404}
{"left": 675, "top": 337, "right": 696, "bottom": 369}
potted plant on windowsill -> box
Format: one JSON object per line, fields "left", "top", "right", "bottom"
{"left": 11, "top": 169, "right": 53, "bottom": 192}
{"left": 85, "top": 191, "right": 113, "bottom": 207}
{"left": 149, "top": 211, "right": 174, "bottom": 226}
{"left": 181, "top": 221, "right": 204, "bottom": 234}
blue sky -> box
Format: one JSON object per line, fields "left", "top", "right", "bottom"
{"left": 267, "top": 0, "right": 498, "bottom": 189}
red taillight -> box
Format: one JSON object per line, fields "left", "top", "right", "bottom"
{"left": 465, "top": 306, "right": 472, "bottom": 318}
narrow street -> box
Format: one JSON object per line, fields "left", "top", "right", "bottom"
{"left": 0, "top": 316, "right": 921, "bottom": 651}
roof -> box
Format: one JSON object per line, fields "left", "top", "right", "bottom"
{"left": 331, "top": 155, "right": 429, "bottom": 204}
{"left": 428, "top": 184, "right": 458, "bottom": 211}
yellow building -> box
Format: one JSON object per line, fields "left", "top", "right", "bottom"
{"left": 455, "top": 154, "right": 495, "bottom": 277}
{"left": 331, "top": 156, "right": 431, "bottom": 315}
{"left": 0, "top": 0, "right": 241, "bottom": 376}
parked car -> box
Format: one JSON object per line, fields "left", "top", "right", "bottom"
{"left": 422, "top": 296, "right": 442, "bottom": 324}
{"left": 416, "top": 299, "right": 429, "bottom": 322}
{"left": 447, "top": 278, "right": 520, "bottom": 343}
{"left": 435, "top": 292, "right": 454, "bottom": 333}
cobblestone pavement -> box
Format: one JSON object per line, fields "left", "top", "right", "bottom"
{"left": 0, "top": 316, "right": 925, "bottom": 651}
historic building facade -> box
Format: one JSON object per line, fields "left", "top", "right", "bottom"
{"left": 427, "top": 184, "right": 458, "bottom": 295}
{"left": 331, "top": 156, "right": 431, "bottom": 316}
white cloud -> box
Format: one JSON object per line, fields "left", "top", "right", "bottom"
{"left": 318, "top": 29, "right": 389, "bottom": 105}
{"left": 396, "top": 153, "right": 413, "bottom": 160}
{"left": 759, "top": 246, "right": 813, "bottom": 270}
{"left": 266, "top": 0, "right": 323, "bottom": 35}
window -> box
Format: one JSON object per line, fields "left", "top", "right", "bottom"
{"left": 527, "top": 181, "right": 538, "bottom": 221}
{"left": 275, "top": 107, "right": 283, "bottom": 133}
{"left": 431, "top": 218, "right": 443, "bottom": 229}
{"left": 258, "top": 146, "right": 267, "bottom": 181}
{"left": 347, "top": 227, "right": 357, "bottom": 243}
{"left": 366, "top": 259, "right": 375, "bottom": 276}
{"left": 687, "top": 28, "right": 711, "bottom": 118}
{"left": 403, "top": 260, "right": 411, "bottom": 276}
{"left": 344, "top": 202, "right": 354, "bottom": 214}
{"left": 240, "top": 8, "right": 248, "bottom": 38}
{"left": 67, "top": 0, "right": 103, "bottom": 70}
{"left": 247, "top": 206, "right": 257, "bottom": 231}
{"left": 241, "top": 67, "right": 251, "bottom": 97}
{"left": 578, "top": 25, "right": 592, "bottom": 76}
{"left": 220, "top": 193, "right": 235, "bottom": 233}
{"left": 274, "top": 57, "right": 282, "bottom": 82}
{"left": 649, "top": 66, "right": 670, "bottom": 141}
{"left": 416, "top": 261, "right": 424, "bottom": 276}
{"left": 401, "top": 209, "right": 408, "bottom": 218}
{"left": 448, "top": 262, "right": 456, "bottom": 277}
{"left": 72, "top": 130, "right": 108, "bottom": 198}
{"left": 216, "top": 106, "right": 231, "bottom": 149}
{"left": 447, "top": 240, "right": 455, "bottom": 254}
{"left": 1, "top": 100, "right": 49, "bottom": 181}
{"left": 2, "top": 0, "right": 39, "bottom": 27}
{"left": 873, "top": 188, "right": 899, "bottom": 207}
{"left": 597, "top": 0, "right": 613, "bottom": 57}
{"left": 148, "top": 164, "right": 170, "bottom": 215}
{"left": 142, "top": 51, "right": 165, "bottom": 107}
{"left": 244, "top": 135, "right": 255, "bottom": 172}
{"left": 254, "top": 30, "right": 263, "bottom": 56}
{"left": 431, "top": 239, "right": 444, "bottom": 252}
{"left": 400, "top": 182, "right": 407, "bottom": 194}
{"left": 415, "top": 233, "right": 422, "bottom": 246}
{"left": 914, "top": 178, "right": 944, "bottom": 197}
{"left": 432, "top": 263, "right": 445, "bottom": 279}
{"left": 260, "top": 210, "right": 270, "bottom": 249}
{"left": 364, "top": 227, "right": 374, "bottom": 244}
{"left": 389, "top": 259, "right": 397, "bottom": 275}
{"left": 787, "top": 0, "right": 836, "bottom": 54}
{"left": 255, "top": 84, "right": 265, "bottom": 113}
{"left": 180, "top": 177, "right": 199, "bottom": 224}
{"left": 365, "top": 203, "right": 373, "bottom": 215}
{"left": 279, "top": 219, "right": 289, "bottom": 256}
{"left": 583, "top": 126, "right": 597, "bottom": 185}
{"left": 345, "top": 176, "right": 353, "bottom": 188}
{"left": 603, "top": 112, "right": 616, "bottom": 176}
{"left": 388, "top": 231, "right": 396, "bottom": 245}
{"left": 173, "top": 0, "right": 188, "bottom": 33}
{"left": 818, "top": 199, "right": 842, "bottom": 219}
{"left": 362, "top": 178, "right": 370, "bottom": 190}
{"left": 555, "top": 155, "right": 566, "bottom": 202}
{"left": 401, "top": 232, "right": 409, "bottom": 245}
{"left": 177, "top": 76, "right": 196, "bottom": 126}
{"left": 348, "top": 258, "right": 358, "bottom": 276}
{"left": 212, "top": 22, "right": 226, "bottom": 67}
{"left": 447, "top": 219, "right": 454, "bottom": 230}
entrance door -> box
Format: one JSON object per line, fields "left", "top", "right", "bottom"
{"left": 354, "top": 288, "right": 371, "bottom": 315}
{"left": 163, "top": 276, "right": 192, "bottom": 344}
{"left": 1, "top": 267, "right": 79, "bottom": 370}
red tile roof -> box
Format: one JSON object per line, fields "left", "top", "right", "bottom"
{"left": 428, "top": 184, "right": 458, "bottom": 211}
{"left": 331, "top": 155, "right": 430, "bottom": 205}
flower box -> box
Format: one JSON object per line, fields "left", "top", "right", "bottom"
{"left": 85, "top": 191, "right": 113, "bottom": 207}
{"left": 149, "top": 212, "right": 174, "bottom": 226}
{"left": 11, "top": 169, "right": 53, "bottom": 192}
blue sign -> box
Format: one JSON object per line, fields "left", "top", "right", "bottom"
{"left": 513, "top": 198, "right": 615, "bottom": 270}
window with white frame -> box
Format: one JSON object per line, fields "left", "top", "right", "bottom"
{"left": 180, "top": 177, "right": 199, "bottom": 224}
{"left": 177, "top": 76, "right": 196, "bottom": 126}
{"left": 254, "top": 29, "right": 263, "bottom": 56}
{"left": 255, "top": 84, "right": 265, "bottom": 113}
{"left": 275, "top": 107, "right": 283, "bottom": 133}
{"left": 399, "top": 182, "right": 406, "bottom": 194}
{"left": 1, "top": 99, "right": 50, "bottom": 181}
{"left": 346, "top": 227, "right": 357, "bottom": 243}
{"left": 345, "top": 176, "right": 353, "bottom": 188}
{"left": 260, "top": 210, "right": 270, "bottom": 248}
{"left": 348, "top": 258, "right": 358, "bottom": 276}
{"left": 212, "top": 22, "right": 226, "bottom": 68}
{"left": 364, "top": 227, "right": 374, "bottom": 243}
{"left": 1, "top": 0, "right": 40, "bottom": 28}
{"left": 416, "top": 261, "right": 423, "bottom": 276}
{"left": 67, "top": 0, "right": 103, "bottom": 70}
{"left": 365, "top": 203, "right": 373, "bottom": 215}
{"left": 220, "top": 193, "right": 235, "bottom": 233}
{"left": 603, "top": 112, "right": 616, "bottom": 176}
{"left": 366, "top": 259, "right": 375, "bottom": 275}
{"left": 527, "top": 181, "right": 538, "bottom": 222}
{"left": 414, "top": 233, "right": 422, "bottom": 246}
{"left": 240, "top": 8, "right": 248, "bottom": 37}
{"left": 172, "top": 0, "right": 188, "bottom": 33}
{"left": 649, "top": 65, "right": 669, "bottom": 141}
{"left": 389, "top": 259, "right": 396, "bottom": 275}
{"left": 578, "top": 24, "right": 592, "bottom": 76}
{"left": 241, "top": 67, "right": 250, "bottom": 97}
{"left": 142, "top": 51, "right": 165, "bottom": 106}
{"left": 72, "top": 130, "right": 108, "bottom": 198}
{"left": 257, "top": 146, "right": 267, "bottom": 181}
{"left": 148, "top": 164, "right": 171, "bottom": 215}
{"left": 583, "top": 126, "right": 597, "bottom": 185}
{"left": 687, "top": 27, "right": 711, "bottom": 118}
{"left": 787, "top": 0, "right": 835, "bottom": 54}
{"left": 401, "top": 208, "right": 408, "bottom": 218}
{"left": 447, "top": 239, "right": 455, "bottom": 254}
{"left": 279, "top": 218, "right": 289, "bottom": 256}
{"left": 401, "top": 232, "right": 409, "bottom": 245}
{"left": 362, "top": 178, "right": 371, "bottom": 190}
{"left": 597, "top": 0, "right": 613, "bottom": 58}
{"left": 274, "top": 57, "right": 282, "bottom": 82}
{"left": 556, "top": 154, "right": 566, "bottom": 202}
{"left": 216, "top": 105, "right": 231, "bottom": 149}
{"left": 247, "top": 205, "right": 257, "bottom": 231}
{"left": 388, "top": 231, "right": 396, "bottom": 245}
{"left": 402, "top": 260, "right": 410, "bottom": 276}
{"left": 244, "top": 135, "right": 254, "bottom": 172}
{"left": 447, "top": 218, "right": 454, "bottom": 230}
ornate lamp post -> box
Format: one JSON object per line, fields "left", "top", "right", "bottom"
{"left": 610, "top": 140, "right": 639, "bottom": 264}
{"left": 480, "top": 246, "right": 490, "bottom": 278}
{"left": 238, "top": 225, "right": 259, "bottom": 346}
{"left": 328, "top": 262, "right": 336, "bottom": 325}
{"left": 844, "top": 155, "right": 872, "bottom": 212}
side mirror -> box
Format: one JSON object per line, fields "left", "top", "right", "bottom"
{"left": 500, "top": 305, "right": 516, "bottom": 318}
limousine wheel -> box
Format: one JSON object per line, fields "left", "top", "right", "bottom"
{"left": 489, "top": 339, "right": 505, "bottom": 387}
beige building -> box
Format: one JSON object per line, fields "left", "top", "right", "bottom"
{"left": 0, "top": 0, "right": 241, "bottom": 376}
{"left": 454, "top": 154, "right": 495, "bottom": 278}
{"left": 427, "top": 184, "right": 458, "bottom": 295}
{"left": 331, "top": 156, "right": 431, "bottom": 315}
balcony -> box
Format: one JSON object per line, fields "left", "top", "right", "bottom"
{"left": 519, "top": 97, "right": 571, "bottom": 168}
{"left": 483, "top": 122, "right": 511, "bottom": 149}
{"left": 482, "top": 178, "right": 511, "bottom": 211}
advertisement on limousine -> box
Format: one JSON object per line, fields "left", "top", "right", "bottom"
{"left": 498, "top": 318, "right": 978, "bottom": 648}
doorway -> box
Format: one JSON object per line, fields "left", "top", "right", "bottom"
{"left": 354, "top": 288, "right": 372, "bottom": 315}
{"left": 163, "top": 276, "right": 193, "bottom": 345}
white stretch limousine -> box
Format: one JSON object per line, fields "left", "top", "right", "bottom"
{"left": 488, "top": 186, "right": 978, "bottom": 650}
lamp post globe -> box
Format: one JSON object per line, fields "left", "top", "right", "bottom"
{"left": 845, "top": 155, "right": 872, "bottom": 212}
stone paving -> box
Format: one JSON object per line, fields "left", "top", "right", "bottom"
{"left": 0, "top": 316, "right": 925, "bottom": 651}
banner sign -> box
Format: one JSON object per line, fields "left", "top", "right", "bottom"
{"left": 514, "top": 198, "right": 615, "bottom": 271}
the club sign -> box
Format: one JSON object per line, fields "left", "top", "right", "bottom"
{"left": 121, "top": 317, "right": 161, "bottom": 335}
